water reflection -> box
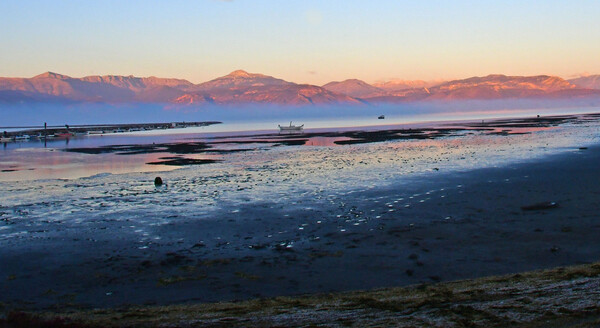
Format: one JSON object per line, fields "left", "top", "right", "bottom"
{"left": 0, "top": 149, "right": 179, "bottom": 181}
{"left": 0, "top": 112, "right": 597, "bottom": 182}
{"left": 304, "top": 137, "right": 354, "bottom": 146}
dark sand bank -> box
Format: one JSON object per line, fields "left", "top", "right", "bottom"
{"left": 4, "top": 262, "right": 600, "bottom": 327}
{"left": 1, "top": 140, "right": 600, "bottom": 313}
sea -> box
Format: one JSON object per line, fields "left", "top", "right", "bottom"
{"left": 2, "top": 104, "right": 600, "bottom": 307}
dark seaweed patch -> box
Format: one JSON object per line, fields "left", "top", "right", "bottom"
{"left": 66, "top": 142, "right": 211, "bottom": 155}
{"left": 146, "top": 157, "right": 219, "bottom": 166}
{"left": 464, "top": 115, "right": 578, "bottom": 128}
{"left": 332, "top": 128, "right": 464, "bottom": 145}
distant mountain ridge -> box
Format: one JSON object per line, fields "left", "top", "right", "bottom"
{"left": 175, "top": 70, "right": 359, "bottom": 105}
{"left": 322, "top": 79, "right": 387, "bottom": 98}
{"left": 365, "top": 74, "right": 600, "bottom": 102}
{"left": 0, "top": 72, "right": 194, "bottom": 103}
{"left": 1, "top": 71, "right": 599, "bottom": 105}
{"left": 425, "top": 75, "right": 577, "bottom": 100}
{"left": 194, "top": 70, "right": 292, "bottom": 90}
{"left": 373, "top": 79, "right": 444, "bottom": 92}
{"left": 568, "top": 75, "right": 600, "bottom": 90}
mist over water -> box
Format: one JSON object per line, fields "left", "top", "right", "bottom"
{"left": 1, "top": 99, "right": 600, "bottom": 133}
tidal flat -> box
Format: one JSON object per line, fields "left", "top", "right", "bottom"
{"left": 1, "top": 114, "right": 600, "bottom": 324}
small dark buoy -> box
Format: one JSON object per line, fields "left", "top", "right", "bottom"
{"left": 537, "top": 114, "right": 540, "bottom": 118}
{"left": 154, "top": 177, "right": 163, "bottom": 186}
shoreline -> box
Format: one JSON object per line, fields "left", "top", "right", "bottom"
{"left": 2, "top": 134, "right": 600, "bottom": 311}
{"left": 2, "top": 112, "right": 597, "bottom": 182}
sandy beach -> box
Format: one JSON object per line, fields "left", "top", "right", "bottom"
{"left": 1, "top": 114, "right": 600, "bottom": 314}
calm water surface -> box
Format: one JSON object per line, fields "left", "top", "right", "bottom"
{"left": 1, "top": 107, "right": 600, "bottom": 182}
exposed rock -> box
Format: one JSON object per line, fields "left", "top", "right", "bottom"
{"left": 521, "top": 201, "right": 559, "bottom": 211}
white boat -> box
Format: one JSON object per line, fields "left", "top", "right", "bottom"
{"left": 278, "top": 121, "right": 304, "bottom": 133}
{"left": 14, "top": 135, "right": 30, "bottom": 141}
{"left": 0, "top": 137, "right": 12, "bottom": 142}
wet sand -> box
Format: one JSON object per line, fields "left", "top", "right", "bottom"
{"left": 1, "top": 115, "right": 600, "bottom": 312}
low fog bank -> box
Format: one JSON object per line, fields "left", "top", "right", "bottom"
{"left": 1, "top": 97, "right": 599, "bottom": 127}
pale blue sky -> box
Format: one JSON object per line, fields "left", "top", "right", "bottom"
{"left": 1, "top": 0, "right": 599, "bottom": 84}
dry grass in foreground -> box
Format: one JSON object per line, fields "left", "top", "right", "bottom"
{"left": 2, "top": 262, "right": 600, "bottom": 327}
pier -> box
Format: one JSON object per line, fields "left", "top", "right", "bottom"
{"left": 0, "top": 121, "right": 221, "bottom": 142}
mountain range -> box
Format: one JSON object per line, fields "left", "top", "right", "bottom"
{"left": 1, "top": 70, "right": 600, "bottom": 106}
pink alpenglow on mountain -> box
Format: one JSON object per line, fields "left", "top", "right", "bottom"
{"left": 1, "top": 71, "right": 600, "bottom": 105}
{"left": 373, "top": 79, "right": 445, "bottom": 92}
{"left": 175, "top": 70, "right": 360, "bottom": 105}
{"left": 322, "top": 79, "right": 388, "bottom": 99}
{"left": 568, "top": 75, "right": 600, "bottom": 90}
{"left": 0, "top": 72, "right": 193, "bottom": 103}
{"left": 426, "top": 75, "right": 577, "bottom": 100}
{"left": 362, "top": 74, "right": 600, "bottom": 102}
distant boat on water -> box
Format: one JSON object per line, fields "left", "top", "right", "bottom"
{"left": 278, "top": 121, "right": 304, "bottom": 133}
{"left": 378, "top": 115, "right": 385, "bottom": 119}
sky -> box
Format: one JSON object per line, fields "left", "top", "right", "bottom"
{"left": 1, "top": 0, "right": 599, "bottom": 85}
